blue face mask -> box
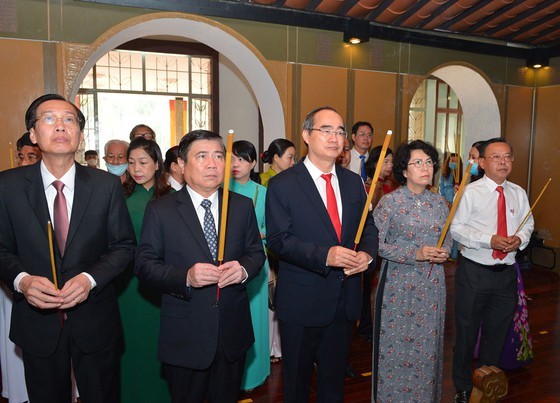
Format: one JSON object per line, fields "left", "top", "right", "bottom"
{"left": 469, "top": 162, "right": 479, "bottom": 176}
{"left": 448, "top": 162, "right": 457, "bottom": 170}
{"left": 106, "top": 162, "right": 128, "bottom": 177}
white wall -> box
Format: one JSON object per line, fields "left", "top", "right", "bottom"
{"left": 218, "top": 56, "right": 259, "bottom": 148}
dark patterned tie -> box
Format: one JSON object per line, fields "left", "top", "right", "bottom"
{"left": 359, "top": 155, "right": 367, "bottom": 182}
{"left": 52, "top": 180, "right": 69, "bottom": 256}
{"left": 201, "top": 199, "right": 218, "bottom": 261}
{"left": 321, "top": 174, "right": 342, "bottom": 242}
{"left": 492, "top": 185, "right": 508, "bottom": 260}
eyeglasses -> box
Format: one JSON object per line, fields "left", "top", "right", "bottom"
{"left": 408, "top": 159, "right": 436, "bottom": 168}
{"left": 356, "top": 131, "right": 373, "bottom": 138}
{"left": 485, "top": 153, "right": 514, "bottom": 163}
{"left": 105, "top": 154, "right": 127, "bottom": 163}
{"left": 310, "top": 127, "right": 347, "bottom": 138}
{"left": 17, "top": 153, "right": 39, "bottom": 163}
{"left": 35, "top": 113, "right": 80, "bottom": 126}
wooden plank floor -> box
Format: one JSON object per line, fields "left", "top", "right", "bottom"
{"left": 2, "top": 262, "right": 558, "bottom": 402}
{"left": 239, "top": 262, "right": 560, "bottom": 403}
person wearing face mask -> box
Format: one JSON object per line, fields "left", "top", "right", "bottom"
{"left": 103, "top": 139, "right": 129, "bottom": 183}
{"left": 119, "top": 137, "right": 173, "bottom": 402}
{"left": 469, "top": 141, "right": 485, "bottom": 182}
{"left": 229, "top": 140, "right": 271, "bottom": 392}
{"left": 439, "top": 152, "right": 462, "bottom": 260}
{"left": 84, "top": 150, "right": 98, "bottom": 168}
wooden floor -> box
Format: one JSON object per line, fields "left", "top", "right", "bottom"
{"left": 2, "top": 262, "right": 558, "bottom": 402}
{"left": 239, "top": 262, "right": 560, "bottom": 403}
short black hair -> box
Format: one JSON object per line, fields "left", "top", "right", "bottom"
{"left": 478, "top": 137, "right": 512, "bottom": 157}
{"left": 233, "top": 140, "right": 261, "bottom": 184}
{"left": 393, "top": 140, "right": 440, "bottom": 185}
{"left": 351, "top": 121, "right": 373, "bottom": 135}
{"left": 25, "top": 94, "right": 85, "bottom": 131}
{"left": 364, "top": 145, "right": 393, "bottom": 179}
{"left": 84, "top": 150, "right": 98, "bottom": 158}
{"left": 178, "top": 130, "right": 224, "bottom": 162}
{"left": 16, "top": 132, "right": 39, "bottom": 151}
{"left": 302, "top": 106, "right": 341, "bottom": 132}
{"left": 261, "top": 138, "right": 296, "bottom": 164}
{"left": 163, "top": 146, "right": 179, "bottom": 173}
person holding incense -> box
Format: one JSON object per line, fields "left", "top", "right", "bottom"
{"left": 259, "top": 138, "right": 296, "bottom": 187}
{"left": 135, "top": 130, "right": 265, "bottom": 402}
{"left": 229, "top": 140, "right": 270, "bottom": 391}
{"left": 372, "top": 139, "right": 451, "bottom": 402}
{"left": 450, "top": 138, "right": 533, "bottom": 403}
{"left": 266, "top": 106, "right": 378, "bottom": 402}
{"left": 0, "top": 94, "right": 135, "bottom": 403}
{"left": 119, "top": 137, "right": 173, "bottom": 402}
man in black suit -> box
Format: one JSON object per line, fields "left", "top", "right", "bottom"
{"left": 135, "top": 130, "right": 265, "bottom": 402}
{"left": 0, "top": 94, "right": 135, "bottom": 402}
{"left": 266, "top": 106, "right": 378, "bottom": 402}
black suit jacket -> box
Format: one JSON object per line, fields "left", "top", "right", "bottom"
{"left": 266, "top": 162, "right": 378, "bottom": 326}
{"left": 135, "top": 188, "right": 265, "bottom": 370}
{"left": 0, "top": 162, "right": 136, "bottom": 356}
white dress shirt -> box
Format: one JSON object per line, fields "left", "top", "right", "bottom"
{"left": 168, "top": 175, "right": 184, "bottom": 192}
{"left": 450, "top": 175, "right": 533, "bottom": 265}
{"left": 348, "top": 147, "right": 368, "bottom": 176}
{"left": 15, "top": 161, "right": 96, "bottom": 291}
{"left": 186, "top": 184, "right": 219, "bottom": 234}
{"left": 303, "top": 158, "right": 343, "bottom": 223}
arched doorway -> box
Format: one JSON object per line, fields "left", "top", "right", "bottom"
{"left": 69, "top": 13, "right": 285, "bottom": 149}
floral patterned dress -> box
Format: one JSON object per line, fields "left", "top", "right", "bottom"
{"left": 372, "top": 186, "right": 452, "bottom": 402}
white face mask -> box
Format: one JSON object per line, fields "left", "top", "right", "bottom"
{"left": 106, "top": 162, "right": 128, "bottom": 176}
{"left": 86, "top": 158, "right": 98, "bottom": 167}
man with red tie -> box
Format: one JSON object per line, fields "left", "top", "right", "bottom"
{"left": 450, "top": 138, "right": 533, "bottom": 403}
{"left": 266, "top": 106, "right": 378, "bottom": 402}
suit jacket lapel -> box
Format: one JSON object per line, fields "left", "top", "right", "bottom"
{"left": 176, "top": 188, "right": 215, "bottom": 262}
{"left": 294, "top": 163, "right": 340, "bottom": 243}
{"left": 24, "top": 163, "right": 50, "bottom": 241}
{"left": 66, "top": 163, "right": 92, "bottom": 255}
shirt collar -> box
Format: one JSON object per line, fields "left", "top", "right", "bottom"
{"left": 40, "top": 160, "right": 76, "bottom": 191}
{"left": 303, "top": 157, "right": 337, "bottom": 181}
{"left": 481, "top": 174, "right": 508, "bottom": 190}
{"left": 186, "top": 184, "right": 219, "bottom": 208}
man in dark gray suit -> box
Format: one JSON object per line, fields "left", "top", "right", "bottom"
{"left": 135, "top": 130, "right": 265, "bottom": 402}
{"left": 0, "top": 94, "right": 135, "bottom": 403}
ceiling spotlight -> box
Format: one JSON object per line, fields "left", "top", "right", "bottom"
{"left": 343, "top": 19, "right": 370, "bottom": 45}
{"left": 526, "top": 53, "right": 549, "bottom": 69}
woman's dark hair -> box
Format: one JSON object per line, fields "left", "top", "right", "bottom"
{"left": 364, "top": 145, "right": 393, "bottom": 179}
{"left": 163, "top": 146, "right": 179, "bottom": 173}
{"left": 470, "top": 141, "right": 485, "bottom": 181}
{"left": 233, "top": 140, "right": 261, "bottom": 184}
{"left": 123, "top": 137, "right": 171, "bottom": 199}
{"left": 441, "top": 152, "right": 463, "bottom": 183}
{"left": 393, "top": 140, "right": 440, "bottom": 185}
{"left": 261, "top": 138, "right": 295, "bottom": 164}
{"left": 25, "top": 94, "right": 85, "bottom": 131}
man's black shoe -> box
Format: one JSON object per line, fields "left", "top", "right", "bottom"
{"left": 454, "top": 390, "right": 468, "bottom": 403}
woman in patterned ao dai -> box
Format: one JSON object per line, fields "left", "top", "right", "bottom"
{"left": 372, "top": 140, "right": 452, "bottom": 402}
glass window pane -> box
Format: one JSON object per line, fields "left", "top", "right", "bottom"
{"left": 448, "top": 90, "right": 459, "bottom": 109}
{"left": 191, "top": 99, "right": 211, "bottom": 130}
{"left": 437, "top": 82, "right": 448, "bottom": 108}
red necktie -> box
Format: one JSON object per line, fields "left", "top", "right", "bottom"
{"left": 321, "top": 174, "right": 342, "bottom": 242}
{"left": 53, "top": 180, "right": 69, "bottom": 256}
{"left": 492, "top": 185, "right": 507, "bottom": 260}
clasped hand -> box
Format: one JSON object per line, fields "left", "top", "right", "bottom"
{"left": 490, "top": 235, "right": 521, "bottom": 254}
{"left": 416, "top": 246, "right": 449, "bottom": 263}
{"left": 327, "top": 246, "right": 372, "bottom": 276}
{"left": 187, "top": 260, "right": 246, "bottom": 288}
{"left": 19, "top": 273, "right": 92, "bottom": 310}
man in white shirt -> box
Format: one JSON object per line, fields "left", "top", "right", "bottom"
{"left": 348, "top": 121, "right": 374, "bottom": 181}
{"left": 450, "top": 138, "right": 533, "bottom": 403}
{"left": 0, "top": 94, "right": 135, "bottom": 402}
{"left": 163, "top": 145, "right": 185, "bottom": 191}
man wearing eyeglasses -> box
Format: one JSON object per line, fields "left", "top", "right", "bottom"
{"left": 450, "top": 138, "right": 533, "bottom": 403}
{"left": 348, "top": 121, "right": 374, "bottom": 181}
{"left": 0, "top": 94, "right": 135, "bottom": 403}
{"left": 16, "top": 132, "right": 42, "bottom": 166}
{"left": 266, "top": 106, "right": 378, "bottom": 402}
